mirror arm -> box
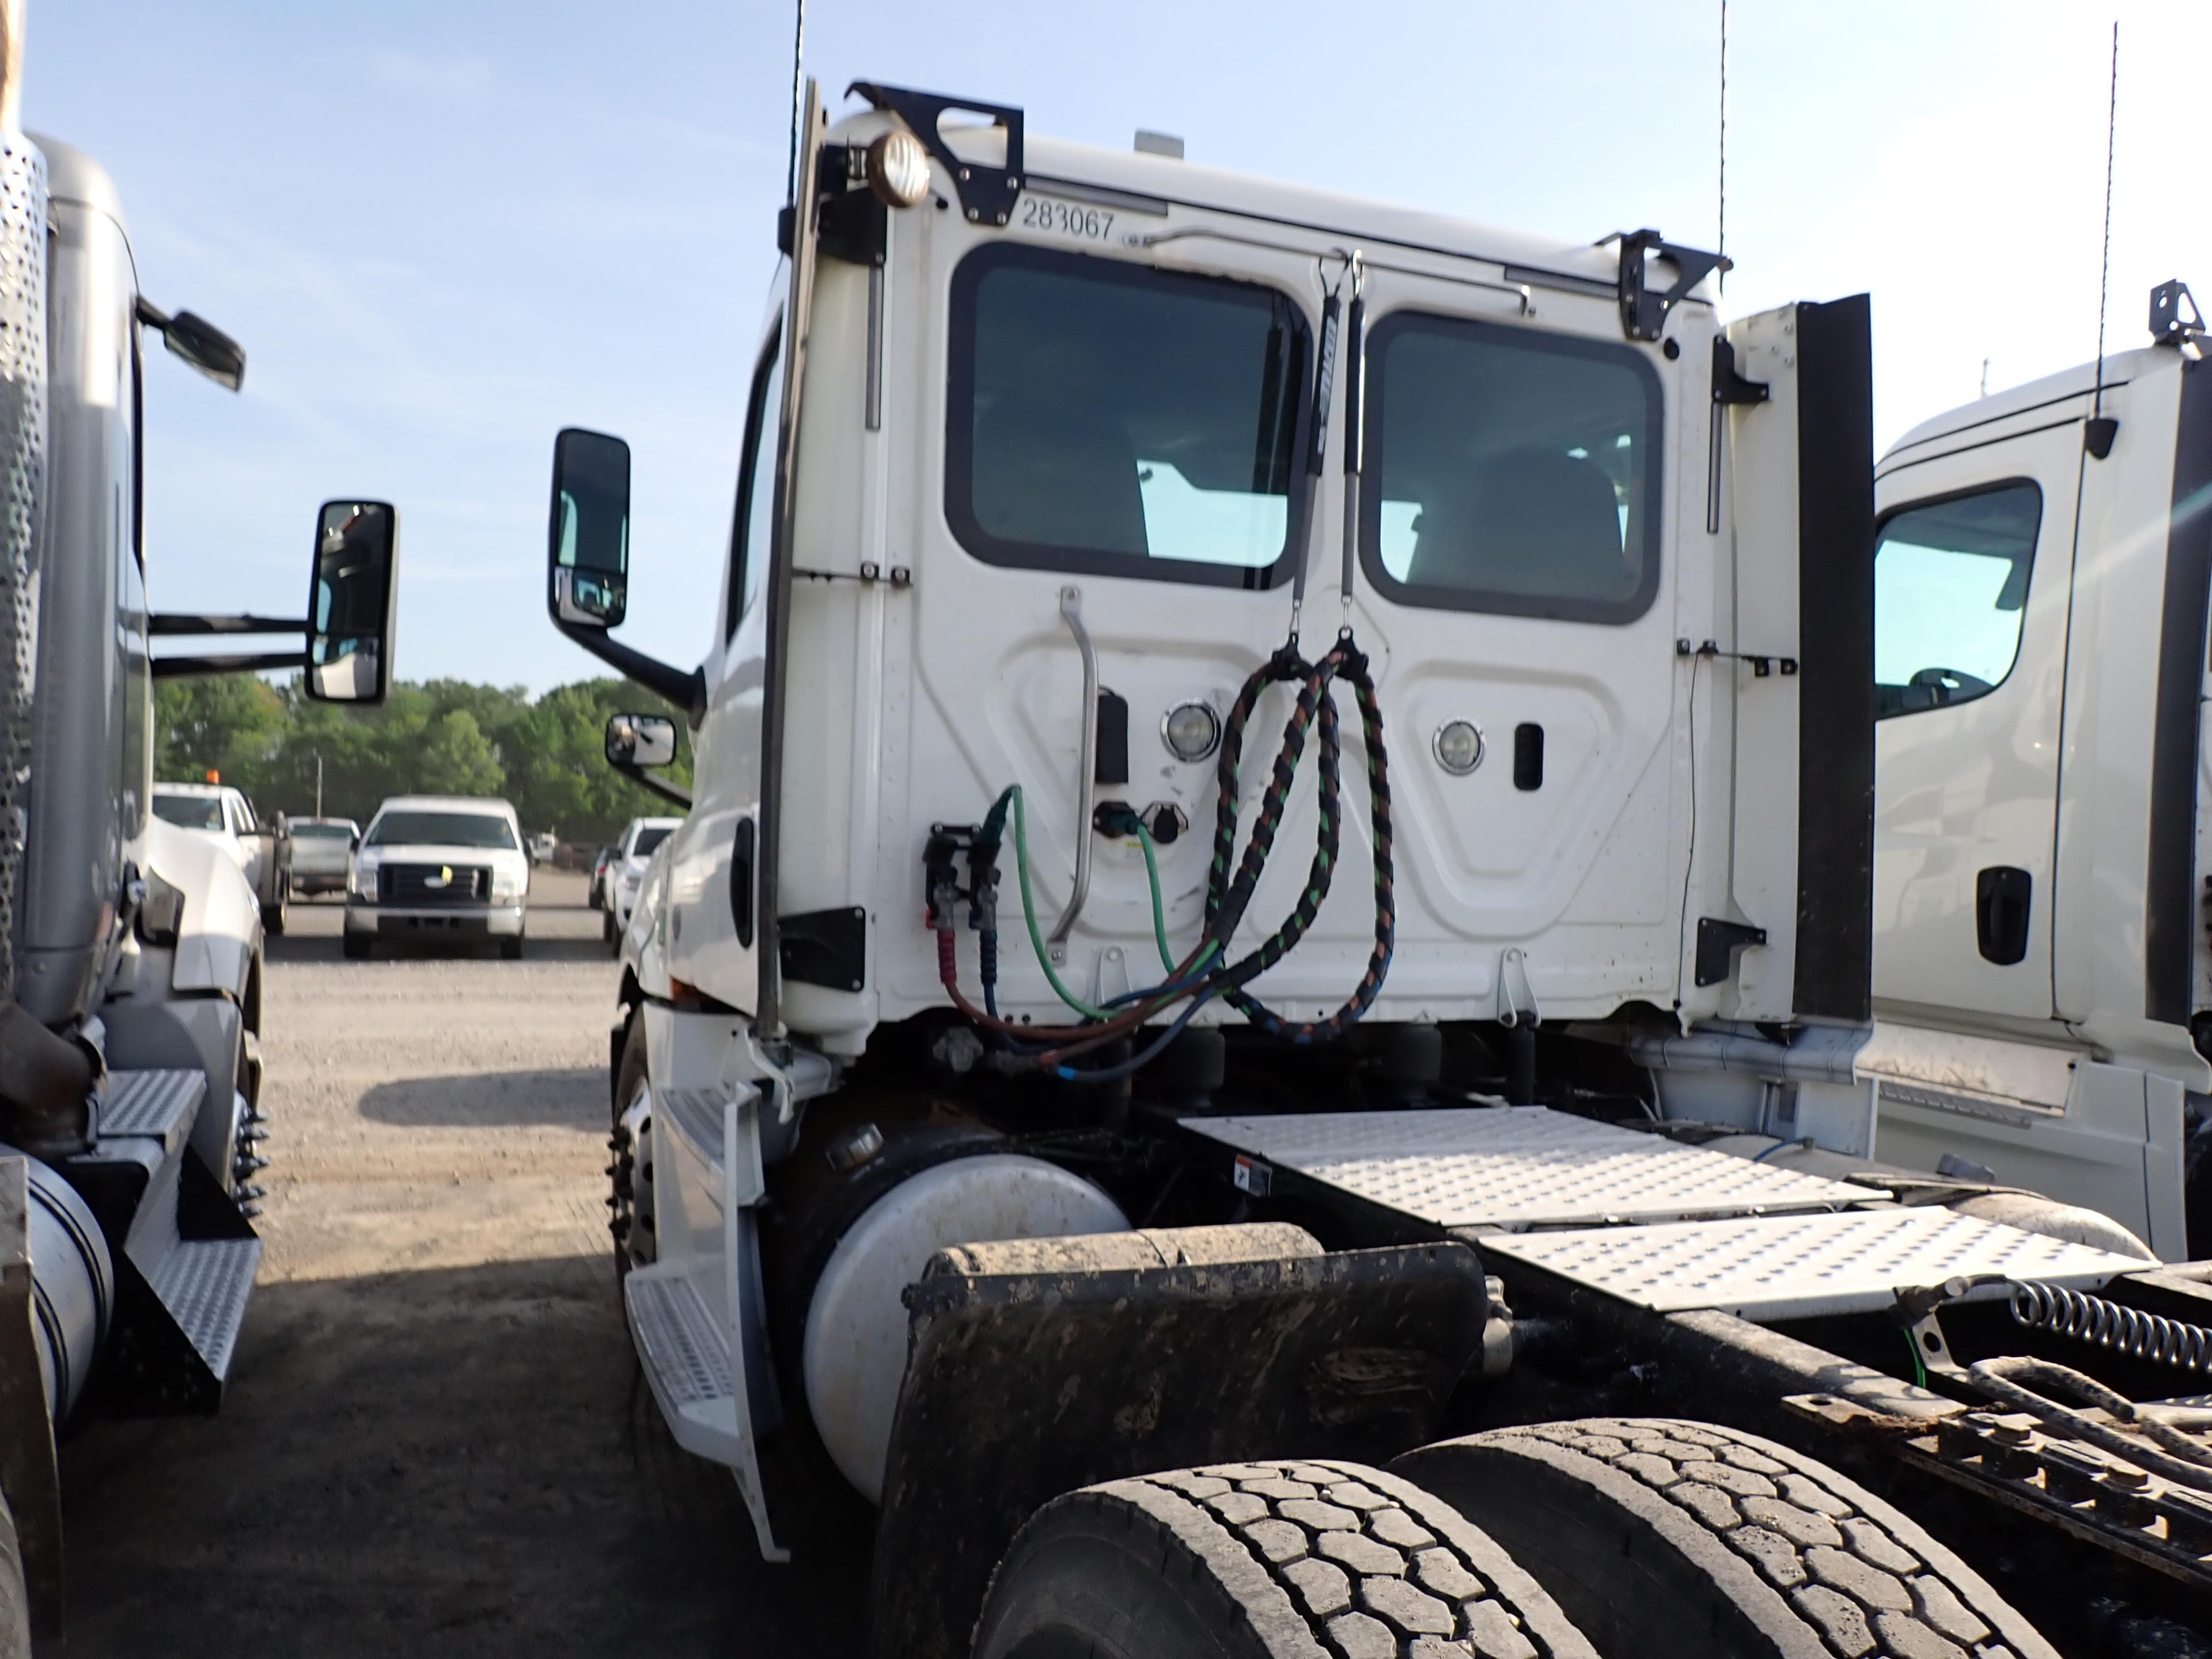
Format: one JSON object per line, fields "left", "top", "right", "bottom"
{"left": 150, "top": 612, "right": 308, "bottom": 637}
{"left": 553, "top": 621, "right": 706, "bottom": 722}
{"left": 609, "top": 756, "right": 693, "bottom": 810}
{"left": 152, "top": 650, "right": 308, "bottom": 679}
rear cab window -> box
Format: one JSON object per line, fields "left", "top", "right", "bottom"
{"left": 1358, "top": 312, "right": 1662, "bottom": 623}
{"left": 946, "top": 244, "right": 1308, "bottom": 588}
{"left": 1873, "top": 482, "right": 2041, "bottom": 717}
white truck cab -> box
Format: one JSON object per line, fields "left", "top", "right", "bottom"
{"left": 345, "top": 795, "right": 531, "bottom": 959}
{"left": 1862, "top": 282, "right": 2212, "bottom": 1259}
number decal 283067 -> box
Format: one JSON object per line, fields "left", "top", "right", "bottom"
{"left": 1018, "top": 197, "right": 1116, "bottom": 243}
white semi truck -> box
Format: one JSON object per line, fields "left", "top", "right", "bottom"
{"left": 0, "top": 7, "right": 399, "bottom": 1642}
{"left": 547, "top": 80, "right": 2212, "bottom": 1658}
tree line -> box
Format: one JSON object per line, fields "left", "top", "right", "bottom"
{"left": 154, "top": 676, "right": 693, "bottom": 849}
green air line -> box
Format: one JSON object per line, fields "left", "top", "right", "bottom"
{"left": 1010, "top": 786, "right": 1114, "bottom": 1018}
{"left": 1132, "top": 821, "right": 1177, "bottom": 976}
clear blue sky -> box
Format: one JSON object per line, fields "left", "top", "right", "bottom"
{"left": 27, "top": 0, "right": 2206, "bottom": 692}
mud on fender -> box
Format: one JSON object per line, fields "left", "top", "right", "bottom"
{"left": 867, "top": 1224, "right": 1488, "bottom": 1658}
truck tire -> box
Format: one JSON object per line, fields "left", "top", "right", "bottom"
{"left": 343, "top": 931, "right": 371, "bottom": 961}
{"left": 608, "top": 1016, "right": 655, "bottom": 1274}
{"left": 1392, "top": 1419, "right": 2057, "bottom": 1659}
{"left": 972, "top": 1459, "right": 1599, "bottom": 1659}
{"left": 601, "top": 909, "right": 616, "bottom": 944}
{"left": 0, "top": 1487, "right": 28, "bottom": 1659}
{"left": 262, "top": 878, "right": 287, "bottom": 936}
{"left": 501, "top": 933, "right": 524, "bottom": 961}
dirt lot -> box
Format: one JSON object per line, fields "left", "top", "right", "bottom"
{"left": 54, "top": 870, "right": 868, "bottom": 1656}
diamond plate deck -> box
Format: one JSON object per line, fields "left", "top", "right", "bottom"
{"left": 626, "top": 1270, "right": 731, "bottom": 1410}
{"left": 1184, "top": 1108, "right": 1881, "bottom": 1230}
{"left": 148, "top": 1237, "right": 261, "bottom": 1380}
{"left": 1483, "top": 1207, "right": 2157, "bottom": 1320}
{"left": 100, "top": 1068, "right": 204, "bottom": 1142}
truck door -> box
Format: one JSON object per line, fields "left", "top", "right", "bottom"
{"left": 1872, "top": 425, "right": 2079, "bottom": 1021}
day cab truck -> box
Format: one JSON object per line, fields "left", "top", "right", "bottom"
{"left": 1839, "top": 283, "right": 2212, "bottom": 1268}
{"left": 0, "top": 8, "right": 399, "bottom": 1641}
{"left": 545, "top": 78, "right": 2212, "bottom": 1658}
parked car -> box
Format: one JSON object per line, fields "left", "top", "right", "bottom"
{"left": 588, "top": 843, "right": 619, "bottom": 912}
{"left": 344, "top": 795, "right": 530, "bottom": 960}
{"left": 528, "top": 830, "right": 559, "bottom": 865}
{"left": 152, "top": 780, "right": 291, "bottom": 933}
{"left": 281, "top": 816, "right": 359, "bottom": 898}
{"left": 604, "top": 816, "right": 681, "bottom": 950}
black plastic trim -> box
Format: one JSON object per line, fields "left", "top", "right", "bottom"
{"left": 2146, "top": 358, "right": 2212, "bottom": 1024}
{"left": 779, "top": 906, "right": 866, "bottom": 993}
{"left": 1356, "top": 308, "right": 1664, "bottom": 624}
{"left": 1790, "top": 295, "right": 1877, "bottom": 1023}
{"left": 944, "top": 242, "right": 1307, "bottom": 591}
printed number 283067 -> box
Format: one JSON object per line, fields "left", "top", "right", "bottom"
{"left": 1020, "top": 198, "right": 1116, "bottom": 242}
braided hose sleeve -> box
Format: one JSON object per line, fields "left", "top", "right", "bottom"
{"left": 0, "top": 135, "right": 44, "bottom": 1004}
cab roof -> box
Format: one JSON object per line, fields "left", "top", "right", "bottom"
{"left": 372, "top": 796, "right": 518, "bottom": 816}
{"left": 1883, "top": 344, "right": 2172, "bottom": 467}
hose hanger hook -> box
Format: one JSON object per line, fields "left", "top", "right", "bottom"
{"left": 1338, "top": 251, "right": 1368, "bottom": 634}
{"left": 1286, "top": 256, "right": 1350, "bottom": 652}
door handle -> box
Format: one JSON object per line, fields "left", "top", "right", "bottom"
{"left": 1975, "top": 865, "right": 2032, "bottom": 965}
{"left": 730, "top": 817, "right": 756, "bottom": 949}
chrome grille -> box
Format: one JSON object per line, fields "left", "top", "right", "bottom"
{"left": 378, "top": 862, "right": 489, "bottom": 904}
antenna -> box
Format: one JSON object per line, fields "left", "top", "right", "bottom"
{"left": 2087, "top": 19, "right": 2119, "bottom": 456}
{"left": 1716, "top": 0, "right": 1727, "bottom": 289}
{"left": 1980, "top": 357, "right": 1990, "bottom": 398}
{"left": 785, "top": 0, "right": 808, "bottom": 206}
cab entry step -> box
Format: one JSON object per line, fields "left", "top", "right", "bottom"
{"left": 1481, "top": 1207, "right": 2157, "bottom": 1321}
{"left": 1183, "top": 1107, "right": 1881, "bottom": 1232}
{"left": 147, "top": 1236, "right": 262, "bottom": 1381}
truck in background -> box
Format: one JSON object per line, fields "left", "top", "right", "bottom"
{"left": 151, "top": 779, "right": 294, "bottom": 934}
{"left": 0, "top": 6, "right": 400, "bottom": 1637}
{"left": 1839, "top": 282, "right": 2212, "bottom": 1260}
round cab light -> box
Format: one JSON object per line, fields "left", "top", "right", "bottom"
{"left": 866, "top": 130, "right": 932, "bottom": 209}
{"left": 1433, "top": 719, "right": 1484, "bottom": 775}
{"left": 1162, "top": 700, "right": 1222, "bottom": 764}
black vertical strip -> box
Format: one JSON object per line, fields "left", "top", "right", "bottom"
{"left": 2145, "top": 358, "right": 2212, "bottom": 1024}
{"left": 1790, "top": 294, "right": 1876, "bottom": 1021}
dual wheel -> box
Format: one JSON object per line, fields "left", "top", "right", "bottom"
{"left": 974, "top": 1422, "right": 2058, "bottom": 1659}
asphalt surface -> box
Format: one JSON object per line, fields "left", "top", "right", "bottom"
{"left": 54, "top": 870, "right": 869, "bottom": 1657}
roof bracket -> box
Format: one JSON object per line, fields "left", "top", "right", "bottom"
{"left": 848, "top": 81, "right": 1024, "bottom": 228}
{"left": 1615, "top": 229, "right": 1729, "bottom": 343}
{"left": 2150, "top": 279, "right": 2206, "bottom": 356}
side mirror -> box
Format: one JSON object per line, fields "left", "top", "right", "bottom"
{"left": 606, "top": 712, "right": 677, "bottom": 768}
{"left": 305, "top": 501, "right": 399, "bottom": 704}
{"left": 136, "top": 298, "right": 247, "bottom": 392}
{"left": 549, "top": 429, "right": 631, "bottom": 630}
{"left": 603, "top": 711, "right": 690, "bottom": 809}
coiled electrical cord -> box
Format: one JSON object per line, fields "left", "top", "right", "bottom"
{"left": 2008, "top": 1281, "right": 2212, "bottom": 1374}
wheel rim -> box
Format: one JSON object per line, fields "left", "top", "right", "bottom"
{"left": 609, "top": 1082, "right": 656, "bottom": 1274}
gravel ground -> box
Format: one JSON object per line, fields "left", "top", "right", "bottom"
{"left": 53, "top": 871, "right": 868, "bottom": 1657}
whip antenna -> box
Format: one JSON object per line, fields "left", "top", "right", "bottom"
{"left": 785, "top": 0, "right": 808, "bottom": 205}
{"left": 1716, "top": 0, "right": 1726, "bottom": 289}
{"left": 2088, "top": 19, "right": 2119, "bottom": 456}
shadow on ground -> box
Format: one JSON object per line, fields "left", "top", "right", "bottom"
{"left": 263, "top": 930, "right": 616, "bottom": 967}
{"left": 357, "top": 1068, "right": 604, "bottom": 1130}
{"left": 56, "top": 1255, "right": 870, "bottom": 1658}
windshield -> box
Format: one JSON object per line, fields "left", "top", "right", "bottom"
{"left": 366, "top": 811, "right": 518, "bottom": 850}
{"left": 1361, "top": 312, "right": 1661, "bottom": 623}
{"left": 153, "top": 795, "right": 225, "bottom": 831}
{"left": 630, "top": 827, "right": 673, "bottom": 858}
{"left": 291, "top": 822, "right": 356, "bottom": 840}
{"left": 949, "top": 244, "right": 1306, "bottom": 585}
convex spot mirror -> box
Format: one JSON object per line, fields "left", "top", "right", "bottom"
{"left": 549, "top": 428, "right": 631, "bottom": 630}
{"left": 306, "top": 501, "right": 399, "bottom": 705}
{"left": 606, "top": 712, "right": 677, "bottom": 770}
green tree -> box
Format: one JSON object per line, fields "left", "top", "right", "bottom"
{"left": 154, "top": 676, "right": 286, "bottom": 794}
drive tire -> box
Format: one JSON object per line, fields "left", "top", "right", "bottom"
{"left": 972, "top": 1459, "right": 1598, "bottom": 1659}
{"left": 0, "top": 1487, "right": 26, "bottom": 1659}
{"left": 342, "top": 931, "right": 371, "bottom": 961}
{"left": 1392, "top": 1418, "right": 2058, "bottom": 1659}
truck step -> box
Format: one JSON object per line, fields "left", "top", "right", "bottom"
{"left": 1483, "top": 1206, "right": 2156, "bottom": 1321}
{"left": 1184, "top": 1106, "right": 1881, "bottom": 1232}
{"left": 626, "top": 1266, "right": 735, "bottom": 1435}
{"left": 100, "top": 1067, "right": 204, "bottom": 1153}
{"left": 146, "top": 1236, "right": 262, "bottom": 1382}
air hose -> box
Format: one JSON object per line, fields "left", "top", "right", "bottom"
{"left": 929, "top": 630, "right": 1395, "bottom": 1077}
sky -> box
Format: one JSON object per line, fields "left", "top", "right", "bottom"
{"left": 25, "top": 0, "right": 2211, "bottom": 692}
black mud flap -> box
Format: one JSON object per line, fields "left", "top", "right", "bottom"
{"left": 868, "top": 1238, "right": 1488, "bottom": 1659}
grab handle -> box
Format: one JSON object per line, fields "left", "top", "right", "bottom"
{"left": 1046, "top": 585, "right": 1098, "bottom": 961}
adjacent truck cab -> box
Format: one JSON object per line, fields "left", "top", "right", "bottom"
{"left": 1863, "top": 283, "right": 2212, "bottom": 1257}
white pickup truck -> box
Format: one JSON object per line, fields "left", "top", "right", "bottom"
{"left": 280, "top": 815, "right": 359, "bottom": 897}
{"left": 151, "top": 780, "right": 291, "bottom": 934}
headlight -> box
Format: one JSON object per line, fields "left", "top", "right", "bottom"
{"left": 491, "top": 866, "right": 521, "bottom": 902}
{"left": 350, "top": 854, "right": 381, "bottom": 898}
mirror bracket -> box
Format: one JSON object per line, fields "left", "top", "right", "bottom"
{"left": 554, "top": 623, "right": 706, "bottom": 724}
{"left": 149, "top": 612, "right": 308, "bottom": 637}
{"left": 609, "top": 755, "right": 692, "bottom": 810}
{"left": 151, "top": 650, "right": 306, "bottom": 680}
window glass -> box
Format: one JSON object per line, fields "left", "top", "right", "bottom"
{"left": 1874, "top": 482, "right": 2041, "bottom": 718}
{"left": 153, "top": 794, "right": 223, "bottom": 831}
{"left": 1361, "top": 313, "right": 1661, "bottom": 623}
{"left": 366, "top": 811, "right": 519, "bottom": 850}
{"left": 631, "top": 825, "right": 673, "bottom": 857}
{"left": 726, "top": 327, "right": 783, "bottom": 638}
{"left": 948, "top": 245, "right": 1306, "bottom": 586}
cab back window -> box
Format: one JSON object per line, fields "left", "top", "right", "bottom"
{"left": 1359, "top": 312, "right": 1662, "bottom": 623}
{"left": 947, "top": 245, "right": 1307, "bottom": 587}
